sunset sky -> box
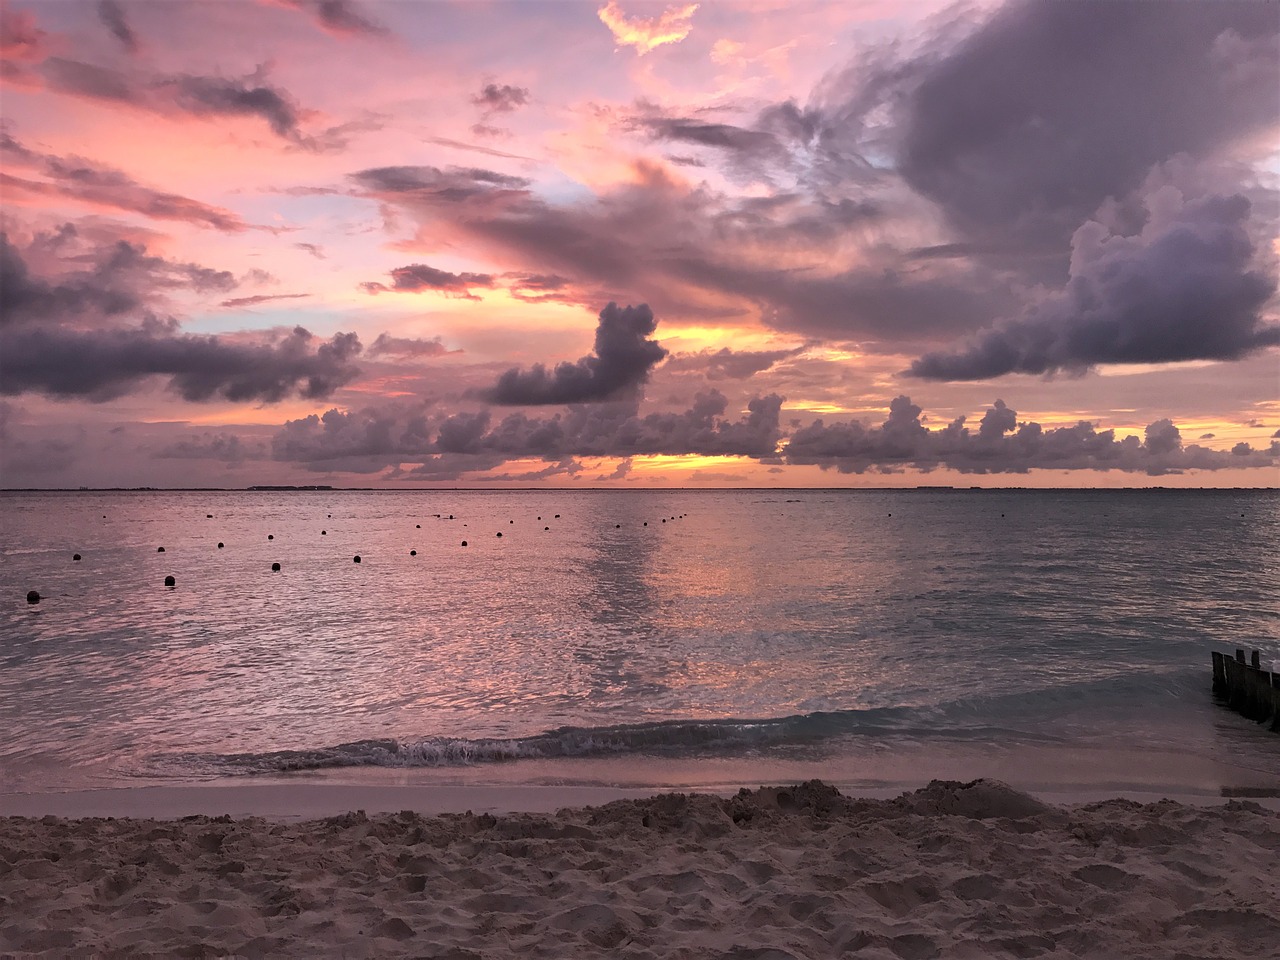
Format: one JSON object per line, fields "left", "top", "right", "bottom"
{"left": 1, "top": 0, "right": 1277, "bottom": 488}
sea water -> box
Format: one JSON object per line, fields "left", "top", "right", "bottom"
{"left": 2, "top": 489, "right": 1277, "bottom": 795}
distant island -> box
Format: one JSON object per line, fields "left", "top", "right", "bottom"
{"left": 247, "top": 485, "right": 335, "bottom": 491}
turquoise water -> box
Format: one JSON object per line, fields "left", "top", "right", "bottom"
{"left": 1, "top": 489, "right": 1277, "bottom": 793}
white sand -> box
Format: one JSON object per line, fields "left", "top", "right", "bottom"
{"left": 2, "top": 779, "right": 1278, "bottom": 958}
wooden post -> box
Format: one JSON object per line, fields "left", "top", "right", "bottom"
{"left": 1273, "top": 672, "right": 1280, "bottom": 733}
{"left": 1211, "top": 650, "right": 1279, "bottom": 733}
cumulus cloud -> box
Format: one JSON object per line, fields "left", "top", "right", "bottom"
{"left": 272, "top": 402, "right": 435, "bottom": 473}
{"left": 366, "top": 333, "right": 459, "bottom": 358}
{"left": 361, "top": 263, "right": 496, "bottom": 300}
{"left": 159, "top": 73, "right": 304, "bottom": 141}
{"left": 220, "top": 293, "right": 311, "bottom": 308}
{"left": 266, "top": 0, "right": 388, "bottom": 38}
{"left": 0, "top": 132, "right": 250, "bottom": 232}
{"left": 598, "top": 1, "right": 698, "bottom": 55}
{"left": 484, "top": 302, "right": 668, "bottom": 405}
{"left": 97, "top": 1, "right": 139, "bottom": 54}
{"left": 663, "top": 346, "right": 801, "bottom": 381}
{"left": 472, "top": 82, "right": 529, "bottom": 115}
{"left": 154, "top": 432, "right": 265, "bottom": 462}
{"left": 909, "top": 188, "right": 1280, "bottom": 379}
{"left": 784, "top": 397, "right": 1279, "bottom": 476}
{"left": 272, "top": 388, "right": 783, "bottom": 475}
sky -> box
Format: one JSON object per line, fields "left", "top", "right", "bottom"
{"left": 1, "top": 0, "right": 1278, "bottom": 489}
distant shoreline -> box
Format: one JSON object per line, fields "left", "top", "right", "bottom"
{"left": 2, "top": 486, "right": 1277, "bottom": 493}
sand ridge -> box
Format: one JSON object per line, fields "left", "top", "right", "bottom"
{"left": 1, "top": 779, "right": 1277, "bottom": 958}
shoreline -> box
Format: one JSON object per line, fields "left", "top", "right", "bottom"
{"left": 2, "top": 779, "right": 1277, "bottom": 958}
{"left": 3, "top": 776, "right": 1279, "bottom": 822}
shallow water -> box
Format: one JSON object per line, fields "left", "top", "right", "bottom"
{"left": 1, "top": 488, "right": 1277, "bottom": 793}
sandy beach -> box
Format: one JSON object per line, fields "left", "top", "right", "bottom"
{"left": 2, "top": 779, "right": 1277, "bottom": 959}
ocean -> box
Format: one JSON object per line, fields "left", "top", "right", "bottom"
{"left": 2, "top": 488, "right": 1278, "bottom": 796}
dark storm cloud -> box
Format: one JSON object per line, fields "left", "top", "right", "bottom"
{"left": 1, "top": 230, "right": 235, "bottom": 329}
{"left": 361, "top": 263, "right": 496, "bottom": 300}
{"left": 367, "top": 334, "right": 459, "bottom": 358}
{"left": 0, "top": 325, "right": 362, "bottom": 403}
{"left": 783, "top": 397, "right": 1279, "bottom": 476}
{"left": 893, "top": 0, "right": 1280, "bottom": 256}
{"left": 347, "top": 0, "right": 1277, "bottom": 362}
{"left": 1, "top": 231, "right": 140, "bottom": 324}
{"left": 1, "top": 132, "right": 249, "bottom": 231}
{"left": 472, "top": 83, "right": 530, "bottom": 115}
{"left": 909, "top": 192, "right": 1280, "bottom": 379}
{"left": 665, "top": 253, "right": 1020, "bottom": 343}
{"left": 97, "top": 1, "right": 139, "bottom": 54}
{"left": 483, "top": 302, "right": 668, "bottom": 405}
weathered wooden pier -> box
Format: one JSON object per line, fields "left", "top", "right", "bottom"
{"left": 1212, "top": 649, "right": 1280, "bottom": 732}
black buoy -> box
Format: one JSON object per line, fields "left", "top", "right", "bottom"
{"left": 206, "top": 514, "right": 213, "bottom": 519}
{"left": 73, "top": 553, "right": 81, "bottom": 561}
{"left": 164, "top": 575, "right": 175, "bottom": 587}
{"left": 615, "top": 524, "right": 620, "bottom": 528}
{"left": 353, "top": 555, "right": 361, "bottom": 563}
{"left": 26, "top": 590, "right": 40, "bottom": 604}
{"left": 544, "top": 526, "right": 549, "bottom": 531}
{"left": 410, "top": 550, "right": 417, "bottom": 556}
{"left": 537, "top": 516, "right": 542, "bottom": 520}
{"left": 218, "top": 542, "right": 224, "bottom": 549}
{"left": 461, "top": 540, "right": 468, "bottom": 547}
{"left": 271, "top": 562, "right": 281, "bottom": 572}
{"left": 157, "top": 546, "right": 165, "bottom": 552}
{"left": 321, "top": 530, "right": 327, "bottom": 535}
{"left": 643, "top": 522, "right": 647, "bottom": 526}
{"left": 449, "top": 514, "right": 454, "bottom": 520}
{"left": 328, "top": 514, "right": 332, "bottom": 518}
{"left": 416, "top": 524, "right": 421, "bottom": 528}
{"left": 554, "top": 514, "right": 560, "bottom": 518}
{"left": 267, "top": 534, "right": 274, "bottom": 540}
{"left": 496, "top": 532, "right": 502, "bottom": 537}
{"left": 662, "top": 519, "right": 666, "bottom": 523}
